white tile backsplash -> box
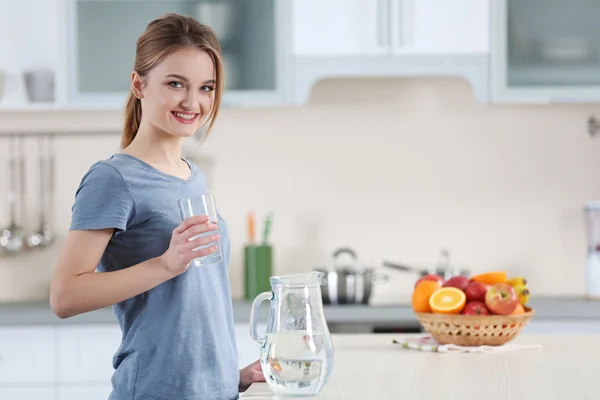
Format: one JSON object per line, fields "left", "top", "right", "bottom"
{"left": 1, "top": 77, "right": 600, "bottom": 304}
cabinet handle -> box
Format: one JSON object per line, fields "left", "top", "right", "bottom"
{"left": 377, "top": 0, "right": 389, "bottom": 47}
{"left": 397, "top": 0, "right": 413, "bottom": 47}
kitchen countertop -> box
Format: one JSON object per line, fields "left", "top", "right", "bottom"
{"left": 241, "top": 333, "right": 599, "bottom": 399}
{"left": 0, "top": 296, "right": 598, "bottom": 326}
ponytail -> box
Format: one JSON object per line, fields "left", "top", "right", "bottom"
{"left": 121, "top": 91, "right": 142, "bottom": 149}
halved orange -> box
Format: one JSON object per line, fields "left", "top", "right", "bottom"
{"left": 470, "top": 271, "right": 507, "bottom": 285}
{"left": 429, "top": 287, "right": 466, "bottom": 314}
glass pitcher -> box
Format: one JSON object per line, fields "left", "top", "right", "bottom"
{"left": 249, "top": 271, "right": 335, "bottom": 397}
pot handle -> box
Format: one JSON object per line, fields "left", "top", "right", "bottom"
{"left": 249, "top": 291, "right": 273, "bottom": 348}
{"left": 372, "top": 273, "right": 389, "bottom": 284}
{"left": 332, "top": 247, "right": 357, "bottom": 260}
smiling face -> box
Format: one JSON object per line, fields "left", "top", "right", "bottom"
{"left": 132, "top": 46, "right": 217, "bottom": 139}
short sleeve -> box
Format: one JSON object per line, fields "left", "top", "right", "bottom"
{"left": 69, "top": 162, "right": 135, "bottom": 232}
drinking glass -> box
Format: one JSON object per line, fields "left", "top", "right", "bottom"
{"left": 177, "top": 193, "right": 222, "bottom": 266}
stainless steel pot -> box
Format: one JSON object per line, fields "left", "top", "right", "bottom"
{"left": 316, "top": 247, "right": 389, "bottom": 305}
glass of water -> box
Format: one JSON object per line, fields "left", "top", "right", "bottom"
{"left": 177, "top": 193, "right": 222, "bottom": 266}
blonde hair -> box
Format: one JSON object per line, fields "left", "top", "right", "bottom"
{"left": 121, "top": 13, "right": 224, "bottom": 149}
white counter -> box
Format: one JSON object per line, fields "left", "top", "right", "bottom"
{"left": 241, "top": 333, "right": 599, "bottom": 399}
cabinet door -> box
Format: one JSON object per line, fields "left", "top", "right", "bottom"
{"left": 522, "top": 320, "right": 600, "bottom": 334}
{"left": 56, "top": 324, "right": 122, "bottom": 384}
{"left": 0, "top": 326, "right": 55, "bottom": 384}
{"left": 65, "top": 0, "right": 286, "bottom": 107}
{"left": 235, "top": 323, "right": 267, "bottom": 369}
{"left": 491, "top": 0, "right": 600, "bottom": 103}
{"left": 0, "top": 0, "right": 60, "bottom": 109}
{"left": 0, "top": 388, "right": 55, "bottom": 400}
{"left": 57, "top": 385, "right": 113, "bottom": 400}
{"left": 293, "top": 0, "right": 390, "bottom": 56}
{"left": 392, "top": 0, "right": 489, "bottom": 55}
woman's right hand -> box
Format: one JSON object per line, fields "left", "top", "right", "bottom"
{"left": 161, "top": 215, "right": 220, "bottom": 275}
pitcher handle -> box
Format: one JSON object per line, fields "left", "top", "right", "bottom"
{"left": 249, "top": 291, "right": 273, "bottom": 348}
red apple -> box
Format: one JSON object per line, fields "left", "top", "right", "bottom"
{"left": 415, "top": 274, "right": 444, "bottom": 288}
{"left": 442, "top": 276, "right": 470, "bottom": 291}
{"left": 464, "top": 281, "right": 489, "bottom": 303}
{"left": 462, "top": 301, "right": 491, "bottom": 316}
{"left": 485, "top": 283, "right": 519, "bottom": 315}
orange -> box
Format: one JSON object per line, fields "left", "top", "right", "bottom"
{"left": 429, "top": 287, "right": 466, "bottom": 314}
{"left": 470, "top": 271, "right": 507, "bottom": 285}
{"left": 412, "top": 280, "right": 441, "bottom": 313}
{"left": 511, "top": 303, "right": 525, "bottom": 315}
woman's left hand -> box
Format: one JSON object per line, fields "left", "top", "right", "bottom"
{"left": 239, "top": 359, "right": 265, "bottom": 392}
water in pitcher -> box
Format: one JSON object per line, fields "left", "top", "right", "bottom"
{"left": 261, "top": 331, "right": 333, "bottom": 396}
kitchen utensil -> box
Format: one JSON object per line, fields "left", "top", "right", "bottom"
{"left": 415, "top": 306, "right": 535, "bottom": 347}
{"left": 193, "top": 2, "right": 238, "bottom": 43}
{"left": 26, "top": 135, "right": 55, "bottom": 249}
{"left": 177, "top": 193, "right": 222, "bottom": 266}
{"left": 376, "top": 249, "right": 471, "bottom": 281}
{"left": 23, "top": 69, "right": 54, "bottom": 102}
{"left": 584, "top": 201, "right": 600, "bottom": 300}
{"left": 262, "top": 211, "right": 273, "bottom": 244}
{"left": 316, "top": 247, "right": 389, "bottom": 305}
{"left": 249, "top": 271, "right": 334, "bottom": 397}
{"left": 247, "top": 211, "right": 255, "bottom": 243}
{"left": 0, "top": 137, "right": 25, "bottom": 255}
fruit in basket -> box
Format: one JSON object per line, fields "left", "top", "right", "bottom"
{"left": 512, "top": 284, "right": 530, "bottom": 305}
{"left": 464, "top": 281, "right": 488, "bottom": 302}
{"left": 429, "top": 287, "right": 466, "bottom": 314}
{"left": 415, "top": 274, "right": 444, "bottom": 288}
{"left": 507, "top": 276, "right": 527, "bottom": 287}
{"left": 412, "top": 280, "right": 441, "bottom": 313}
{"left": 511, "top": 303, "right": 525, "bottom": 315}
{"left": 442, "top": 276, "right": 470, "bottom": 291}
{"left": 470, "top": 271, "right": 507, "bottom": 285}
{"left": 485, "top": 283, "right": 519, "bottom": 315}
{"left": 462, "top": 301, "right": 491, "bottom": 316}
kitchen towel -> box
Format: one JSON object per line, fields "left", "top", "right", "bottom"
{"left": 392, "top": 335, "right": 542, "bottom": 353}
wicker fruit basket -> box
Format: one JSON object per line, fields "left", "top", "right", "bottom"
{"left": 414, "top": 307, "right": 535, "bottom": 346}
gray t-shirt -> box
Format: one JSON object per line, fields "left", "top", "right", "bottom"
{"left": 69, "top": 153, "right": 239, "bottom": 400}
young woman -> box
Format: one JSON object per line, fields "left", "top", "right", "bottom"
{"left": 50, "top": 13, "right": 264, "bottom": 400}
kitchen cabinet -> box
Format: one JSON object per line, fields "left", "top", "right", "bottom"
{"left": 0, "top": 326, "right": 55, "bottom": 384}
{"left": 57, "top": 385, "right": 112, "bottom": 400}
{"left": 521, "top": 319, "right": 600, "bottom": 334}
{"left": 56, "top": 324, "right": 122, "bottom": 383}
{"left": 63, "top": 0, "right": 291, "bottom": 108}
{"left": 291, "top": 0, "right": 490, "bottom": 104}
{"left": 491, "top": 0, "right": 600, "bottom": 103}
{"left": 235, "top": 323, "right": 266, "bottom": 369}
{"left": 293, "top": 0, "right": 489, "bottom": 56}
{"left": 0, "top": 0, "right": 292, "bottom": 111}
{"left": 0, "top": 388, "right": 55, "bottom": 400}
{"left": 0, "top": 0, "right": 60, "bottom": 110}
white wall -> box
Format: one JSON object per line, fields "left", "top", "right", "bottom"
{"left": 1, "top": 77, "right": 600, "bottom": 304}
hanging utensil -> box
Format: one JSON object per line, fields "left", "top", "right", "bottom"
{"left": 27, "top": 134, "right": 54, "bottom": 249}
{"left": 1, "top": 136, "right": 25, "bottom": 255}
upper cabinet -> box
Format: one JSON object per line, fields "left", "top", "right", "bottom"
{"left": 293, "top": 0, "right": 489, "bottom": 56}
{"left": 291, "top": 0, "right": 491, "bottom": 104}
{"left": 0, "top": 0, "right": 291, "bottom": 111}
{"left": 66, "top": 0, "right": 290, "bottom": 108}
{"left": 0, "top": 0, "right": 60, "bottom": 109}
{"left": 491, "top": 0, "right": 600, "bottom": 103}
{"left": 3, "top": 0, "right": 600, "bottom": 114}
